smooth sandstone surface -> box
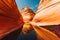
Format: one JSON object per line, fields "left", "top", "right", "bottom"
{"left": 0, "top": 0, "right": 23, "bottom": 39}
{"left": 31, "top": 0, "right": 60, "bottom": 40}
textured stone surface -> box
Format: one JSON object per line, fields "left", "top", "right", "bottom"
{"left": 0, "top": 0, "right": 23, "bottom": 39}
{"left": 20, "top": 7, "right": 35, "bottom": 34}
{"left": 31, "top": 0, "right": 60, "bottom": 40}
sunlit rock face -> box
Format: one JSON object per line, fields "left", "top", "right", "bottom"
{"left": 30, "top": 0, "right": 60, "bottom": 40}
{"left": 1, "top": 0, "right": 60, "bottom": 40}
{"left": 20, "top": 7, "right": 35, "bottom": 34}
{"left": 0, "top": 0, "right": 23, "bottom": 40}
{"left": 20, "top": 7, "right": 35, "bottom": 23}
{"left": 19, "top": 0, "right": 60, "bottom": 39}
{"left": 36, "top": 0, "right": 60, "bottom": 13}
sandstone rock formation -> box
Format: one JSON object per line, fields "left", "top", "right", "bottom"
{"left": 20, "top": 7, "right": 35, "bottom": 23}
{"left": 20, "top": 0, "right": 60, "bottom": 40}
{"left": 0, "top": 0, "right": 23, "bottom": 40}
{"left": 31, "top": 0, "right": 60, "bottom": 40}
{"left": 20, "top": 7, "right": 35, "bottom": 34}
{"left": 0, "top": 0, "right": 60, "bottom": 40}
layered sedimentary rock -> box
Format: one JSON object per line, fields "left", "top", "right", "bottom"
{"left": 30, "top": 0, "right": 60, "bottom": 40}
{"left": 20, "top": 7, "right": 35, "bottom": 23}
{"left": 0, "top": 0, "right": 23, "bottom": 40}
{"left": 0, "top": 0, "right": 60, "bottom": 40}
{"left": 20, "top": 7, "right": 35, "bottom": 34}
{"left": 20, "top": 0, "right": 60, "bottom": 40}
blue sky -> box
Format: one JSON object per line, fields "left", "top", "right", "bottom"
{"left": 16, "top": 0, "right": 40, "bottom": 12}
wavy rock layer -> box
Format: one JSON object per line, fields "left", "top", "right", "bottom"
{"left": 31, "top": 0, "right": 60, "bottom": 40}
{"left": 0, "top": 0, "right": 23, "bottom": 40}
